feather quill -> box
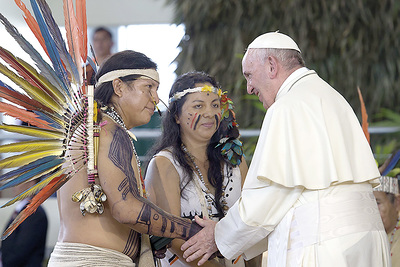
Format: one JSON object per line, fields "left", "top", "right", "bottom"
{"left": 0, "top": 46, "right": 66, "bottom": 105}
{"left": 0, "top": 155, "right": 58, "bottom": 182}
{"left": 76, "top": 0, "right": 87, "bottom": 62}
{"left": 0, "top": 158, "right": 64, "bottom": 190}
{"left": 63, "top": 0, "right": 83, "bottom": 87}
{"left": 357, "top": 87, "right": 370, "bottom": 144}
{"left": 29, "top": 0, "right": 71, "bottom": 91}
{"left": 2, "top": 172, "right": 68, "bottom": 240}
{"left": 1, "top": 167, "right": 65, "bottom": 208}
{"left": 36, "top": 0, "right": 80, "bottom": 84}
{"left": 0, "top": 124, "right": 65, "bottom": 139}
{"left": 0, "top": 139, "right": 62, "bottom": 153}
{"left": 0, "top": 63, "right": 64, "bottom": 115}
{"left": 0, "top": 102, "right": 55, "bottom": 130}
{"left": 0, "top": 13, "right": 68, "bottom": 95}
{"left": 0, "top": 148, "right": 63, "bottom": 170}
{"left": 13, "top": 0, "right": 49, "bottom": 58}
{"left": 381, "top": 150, "right": 400, "bottom": 176}
{"left": 0, "top": 81, "right": 52, "bottom": 113}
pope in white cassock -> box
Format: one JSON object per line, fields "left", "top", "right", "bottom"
{"left": 181, "top": 32, "right": 391, "bottom": 267}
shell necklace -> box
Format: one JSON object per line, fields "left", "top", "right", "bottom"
{"left": 181, "top": 143, "right": 228, "bottom": 218}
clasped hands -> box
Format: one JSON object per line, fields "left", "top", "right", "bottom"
{"left": 181, "top": 215, "right": 219, "bottom": 265}
{"left": 153, "top": 216, "right": 220, "bottom": 265}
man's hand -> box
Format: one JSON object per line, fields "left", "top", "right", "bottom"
{"left": 181, "top": 216, "right": 218, "bottom": 265}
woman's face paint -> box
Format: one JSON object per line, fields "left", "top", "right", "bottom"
{"left": 176, "top": 85, "right": 221, "bottom": 143}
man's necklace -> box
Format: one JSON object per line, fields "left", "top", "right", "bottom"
{"left": 181, "top": 143, "right": 228, "bottom": 218}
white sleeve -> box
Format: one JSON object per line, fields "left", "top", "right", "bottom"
{"left": 215, "top": 182, "right": 303, "bottom": 260}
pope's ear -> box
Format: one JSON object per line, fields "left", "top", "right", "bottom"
{"left": 112, "top": 78, "right": 124, "bottom": 97}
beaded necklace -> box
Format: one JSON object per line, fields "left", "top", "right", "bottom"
{"left": 181, "top": 143, "right": 228, "bottom": 218}
{"left": 103, "top": 106, "right": 145, "bottom": 193}
{"left": 390, "top": 217, "right": 400, "bottom": 256}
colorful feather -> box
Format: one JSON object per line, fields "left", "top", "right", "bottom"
{"left": 0, "top": 140, "right": 63, "bottom": 153}
{"left": 0, "top": 46, "right": 66, "bottom": 105}
{"left": 2, "top": 172, "right": 68, "bottom": 240}
{"left": 0, "top": 148, "right": 63, "bottom": 169}
{"left": 0, "top": 63, "right": 64, "bottom": 115}
{"left": 76, "top": 0, "right": 87, "bottom": 62}
{"left": 0, "top": 155, "right": 58, "bottom": 182}
{"left": 381, "top": 150, "right": 400, "bottom": 176}
{"left": 0, "top": 101, "right": 55, "bottom": 130}
{"left": 13, "top": 0, "right": 49, "bottom": 58}
{"left": 1, "top": 168, "right": 65, "bottom": 208}
{"left": 29, "top": 0, "right": 71, "bottom": 91}
{"left": 357, "top": 87, "right": 370, "bottom": 144}
{"left": 0, "top": 13, "right": 68, "bottom": 95}
{"left": 0, "top": 81, "right": 52, "bottom": 113}
{"left": 0, "top": 157, "right": 64, "bottom": 190}
{"left": 36, "top": 0, "right": 80, "bottom": 84}
{"left": 63, "top": 0, "right": 83, "bottom": 85}
{"left": 0, "top": 124, "right": 65, "bottom": 139}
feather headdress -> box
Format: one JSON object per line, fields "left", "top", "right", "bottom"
{"left": 0, "top": 0, "right": 100, "bottom": 239}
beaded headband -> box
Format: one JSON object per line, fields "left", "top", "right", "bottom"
{"left": 374, "top": 176, "right": 399, "bottom": 195}
{"left": 168, "top": 85, "right": 222, "bottom": 104}
{"left": 95, "top": 69, "right": 160, "bottom": 87}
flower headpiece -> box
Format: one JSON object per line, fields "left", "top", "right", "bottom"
{"left": 168, "top": 85, "right": 222, "bottom": 104}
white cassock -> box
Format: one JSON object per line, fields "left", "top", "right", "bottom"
{"left": 215, "top": 68, "right": 391, "bottom": 266}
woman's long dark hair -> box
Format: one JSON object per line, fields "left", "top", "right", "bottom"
{"left": 147, "top": 71, "right": 240, "bottom": 219}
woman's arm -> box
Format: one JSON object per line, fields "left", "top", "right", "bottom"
{"left": 145, "top": 155, "right": 222, "bottom": 267}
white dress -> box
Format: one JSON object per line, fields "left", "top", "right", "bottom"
{"left": 153, "top": 149, "right": 244, "bottom": 267}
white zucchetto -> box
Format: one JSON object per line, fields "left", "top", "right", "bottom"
{"left": 248, "top": 31, "right": 301, "bottom": 52}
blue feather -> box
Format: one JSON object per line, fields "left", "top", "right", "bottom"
{"left": 36, "top": 0, "right": 80, "bottom": 84}
{"left": 382, "top": 150, "right": 400, "bottom": 176}
{"left": 0, "top": 13, "right": 67, "bottom": 94}
{"left": 0, "top": 80, "right": 16, "bottom": 91}
{"left": 29, "top": 0, "right": 71, "bottom": 94}
{"left": 87, "top": 57, "right": 97, "bottom": 74}
{"left": 33, "top": 110, "right": 63, "bottom": 129}
{"left": 0, "top": 155, "right": 58, "bottom": 182}
{"left": 0, "top": 157, "right": 64, "bottom": 190}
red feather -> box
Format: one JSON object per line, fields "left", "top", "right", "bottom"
{"left": 0, "top": 47, "right": 61, "bottom": 102}
{"left": 357, "top": 87, "right": 370, "bottom": 144}
{"left": 76, "top": 0, "right": 87, "bottom": 63}
{"left": 0, "top": 85, "right": 52, "bottom": 113}
{"left": 63, "top": 0, "right": 83, "bottom": 85}
{"left": 0, "top": 102, "right": 54, "bottom": 130}
{"left": 14, "top": 0, "right": 50, "bottom": 59}
{"left": 2, "top": 174, "right": 67, "bottom": 240}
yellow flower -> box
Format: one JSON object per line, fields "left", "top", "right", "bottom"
{"left": 201, "top": 85, "right": 213, "bottom": 92}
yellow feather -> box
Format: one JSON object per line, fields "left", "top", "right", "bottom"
{"left": 0, "top": 140, "right": 63, "bottom": 153}
{"left": 1, "top": 168, "right": 65, "bottom": 208}
{"left": 0, "top": 124, "right": 65, "bottom": 139}
{"left": 0, "top": 63, "right": 65, "bottom": 115}
{"left": 16, "top": 56, "right": 67, "bottom": 106}
{"left": 0, "top": 148, "right": 63, "bottom": 169}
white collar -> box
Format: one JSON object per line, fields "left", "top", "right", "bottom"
{"left": 275, "top": 67, "right": 308, "bottom": 102}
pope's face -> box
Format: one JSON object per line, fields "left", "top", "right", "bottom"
{"left": 242, "top": 50, "right": 278, "bottom": 110}
{"left": 374, "top": 191, "right": 399, "bottom": 233}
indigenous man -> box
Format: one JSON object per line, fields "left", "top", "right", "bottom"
{"left": 48, "top": 50, "right": 200, "bottom": 266}
{"left": 181, "top": 32, "right": 390, "bottom": 266}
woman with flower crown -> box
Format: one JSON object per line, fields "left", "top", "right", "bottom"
{"left": 145, "top": 71, "right": 260, "bottom": 267}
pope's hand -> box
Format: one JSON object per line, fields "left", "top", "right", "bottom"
{"left": 181, "top": 215, "right": 218, "bottom": 265}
